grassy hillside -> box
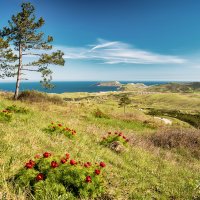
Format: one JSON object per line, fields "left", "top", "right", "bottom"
{"left": 0, "top": 91, "right": 199, "bottom": 199}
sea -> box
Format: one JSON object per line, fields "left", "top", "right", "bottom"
{"left": 0, "top": 81, "right": 175, "bottom": 94}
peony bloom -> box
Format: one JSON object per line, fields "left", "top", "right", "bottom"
{"left": 34, "top": 154, "right": 40, "bottom": 159}
{"left": 85, "top": 176, "right": 92, "bottom": 183}
{"left": 51, "top": 161, "right": 59, "bottom": 168}
{"left": 25, "top": 162, "right": 33, "bottom": 169}
{"left": 43, "top": 152, "right": 51, "bottom": 158}
{"left": 61, "top": 159, "right": 66, "bottom": 164}
{"left": 36, "top": 173, "right": 44, "bottom": 181}
{"left": 95, "top": 169, "right": 101, "bottom": 175}
{"left": 70, "top": 159, "right": 76, "bottom": 165}
{"left": 66, "top": 153, "right": 70, "bottom": 159}
{"left": 100, "top": 162, "right": 106, "bottom": 168}
{"left": 25, "top": 160, "right": 35, "bottom": 169}
{"left": 84, "top": 163, "right": 89, "bottom": 168}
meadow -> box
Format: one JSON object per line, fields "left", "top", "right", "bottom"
{"left": 0, "top": 90, "right": 199, "bottom": 199}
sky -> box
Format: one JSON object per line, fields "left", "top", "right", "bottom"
{"left": 0, "top": 0, "right": 200, "bottom": 81}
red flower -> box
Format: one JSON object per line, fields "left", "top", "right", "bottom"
{"left": 51, "top": 122, "right": 54, "bottom": 124}
{"left": 61, "top": 159, "right": 66, "bottom": 164}
{"left": 43, "top": 152, "right": 51, "bottom": 158}
{"left": 118, "top": 133, "right": 123, "bottom": 137}
{"left": 70, "top": 159, "right": 76, "bottom": 165}
{"left": 25, "top": 162, "right": 33, "bottom": 169}
{"left": 84, "top": 162, "right": 91, "bottom": 168}
{"left": 87, "top": 162, "right": 91, "bottom": 166}
{"left": 25, "top": 160, "right": 35, "bottom": 169}
{"left": 123, "top": 136, "right": 126, "bottom": 139}
{"left": 34, "top": 154, "right": 40, "bottom": 159}
{"left": 95, "top": 169, "right": 101, "bottom": 175}
{"left": 66, "top": 153, "right": 70, "bottom": 159}
{"left": 108, "top": 132, "right": 112, "bottom": 135}
{"left": 58, "top": 123, "right": 62, "bottom": 127}
{"left": 29, "top": 160, "right": 35, "bottom": 165}
{"left": 100, "top": 162, "right": 106, "bottom": 168}
{"left": 36, "top": 173, "right": 44, "bottom": 181}
{"left": 126, "top": 139, "right": 129, "bottom": 142}
{"left": 84, "top": 163, "right": 89, "bottom": 168}
{"left": 51, "top": 161, "right": 59, "bottom": 168}
{"left": 72, "top": 130, "right": 76, "bottom": 135}
{"left": 115, "top": 132, "right": 118, "bottom": 135}
{"left": 85, "top": 176, "right": 92, "bottom": 183}
{"left": 103, "top": 137, "right": 106, "bottom": 140}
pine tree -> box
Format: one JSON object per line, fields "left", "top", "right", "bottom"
{"left": 0, "top": 2, "right": 65, "bottom": 99}
{"left": 118, "top": 94, "right": 131, "bottom": 114}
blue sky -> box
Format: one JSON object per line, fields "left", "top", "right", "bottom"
{"left": 1, "top": 0, "right": 200, "bottom": 81}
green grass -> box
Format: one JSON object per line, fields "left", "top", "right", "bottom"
{"left": 0, "top": 92, "right": 199, "bottom": 199}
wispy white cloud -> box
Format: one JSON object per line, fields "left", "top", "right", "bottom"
{"left": 56, "top": 39, "right": 186, "bottom": 64}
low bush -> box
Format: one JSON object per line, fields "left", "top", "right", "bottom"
{"left": 100, "top": 131, "right": 129, "bottom": 153}
{"left": 13, "top": 152, "right": 106, "bottom": 199}
{"left": 94, "top": 108, "right": 110, "bottom": 119}
{"left": 44, "top": 122, "right": 76, "bottom": 139}
{"left": 17, "top": 90, "right": 64, "bottom": 104}
{"left": 0, "top": 109, "right": 12, "bottom": 122}
{"left": 150, "top": 128, "right": 200, "bottom": 159}
{"left": 5, "top": 104, "right": 29, "bottom": 114}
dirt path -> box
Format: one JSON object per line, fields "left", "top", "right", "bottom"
{"left": 154, "top": 117, "right": 172, "bottom": 125}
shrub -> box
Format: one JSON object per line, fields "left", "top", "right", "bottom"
{"left": 14, "top": 152, "right": 106, "bottom": 199}
{"left": 100, "top": 131, "right": 129, "bottom": 153}
{"left": 94, "top": 108, "right": 110, "bottom": 119}
{"left": 0, "top": 109, "right": 12, "bottom": 122}
{"left": 17, "top": 90, "right": 64, "bottom": 104}
{"left": 5, "top": 104, "right": 29, "bottom": 114}
{"left": 150, "top": 128, "right": 200, "bottom": 159}
{"left": 44, "top": 122, "right": 76, "bottom": 139}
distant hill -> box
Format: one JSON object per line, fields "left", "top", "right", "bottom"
{"left": 147, "top": 82, "right": 200, "bottom": 93}
{"left": 94, "top": 81, "right": 122, "bottom": 87}
{"left": 119, "top": 83, "right": 148, "bottom": 91}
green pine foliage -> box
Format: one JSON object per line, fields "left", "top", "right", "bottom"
{"left": 0, "top": 37, "right": 17, "bottom": 78}
{"left": 14, "top": 152, "right": 106, "bottom": 199}
{"left": 118, "top": 94, "right": 131, "bottom": 113}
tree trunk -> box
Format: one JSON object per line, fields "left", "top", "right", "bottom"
{"left": 14, "top": 43, "right": 22, "bottom": 100}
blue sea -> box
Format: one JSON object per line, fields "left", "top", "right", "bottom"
{"left": 0, "top": 81, "right": 173, "bottom": 93}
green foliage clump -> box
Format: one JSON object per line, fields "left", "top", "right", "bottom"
{"left": 0, "top": 109, "right": 12, "bottom": 122}
{"left": 14, "top": 152, "right": 106, "bottom": 199}
{"left": 100, "top": 131, "right": 129, "bottom": 148}
{"left": 44, "top": 122, "right": 76, "bottom": 139}
{"left": 94, "top": 108, "right": 110, "bottom": 119}
{"left": 6, "top": 104, "right": 29, "bottom": 114}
